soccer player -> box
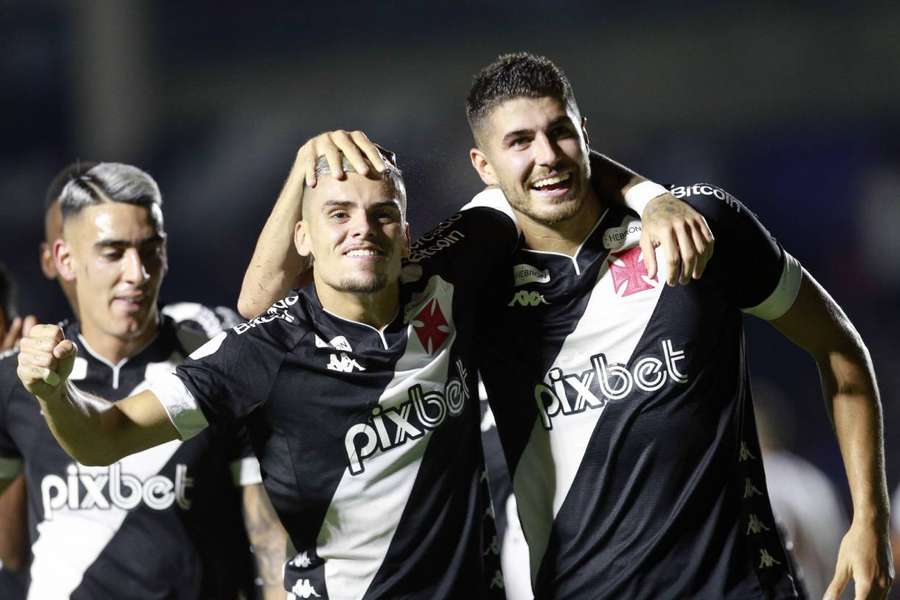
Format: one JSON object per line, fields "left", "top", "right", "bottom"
{"left": 1, "top": 162, "right": 286, "bottom": 599}
{"left": 465, "top": 53, "right": 892, "bottom": 599}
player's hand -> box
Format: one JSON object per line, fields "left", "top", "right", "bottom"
{"left": 1, "top": 314, "right": 37, "bottom": 352}
{"left": 16, "top": 324, "right": 76, "bottom": 401}
{"left": 824, "top": 519, "right": 894, "bottom": 600}
{"left": 297, "top": 130, "right": 387, "bottom": 188}
{"left": 639, "top": 193, "right": 714, "bottom": 286}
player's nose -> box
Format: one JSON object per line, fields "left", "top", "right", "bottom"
{"left": 121, "top": 248, "right": 150, "bottom": 283}
{"left": 532, "top": 133, "right": 562, "bottom": 167}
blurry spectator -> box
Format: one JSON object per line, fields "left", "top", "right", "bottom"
{"left": 0, "top": 264, "right": 36, "bottom": 352}
{"left": 755, "top": 381, "right": 848, "bottom": 600}
{"left": 0, "top": 265, "right": 29, "bottom": 599}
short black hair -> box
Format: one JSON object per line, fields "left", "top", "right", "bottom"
{"left": 466, "top": 52, "right": 578, "bottom": 139}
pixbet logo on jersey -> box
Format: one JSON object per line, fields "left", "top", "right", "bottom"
{"left": 40, "top": 463, "right": 193, "bottom": 520}
{"left": 344, "top": 359, "right": 470, "bottom": 475}
{"left": 536, "top": 339, "right": 688, "bottom": 429}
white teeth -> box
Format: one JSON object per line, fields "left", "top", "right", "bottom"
{"left": 532, "top": 173, "right": 571, "bottom": 189}
{"left": 347, "top": 249, "right": 378, "bottom": 257}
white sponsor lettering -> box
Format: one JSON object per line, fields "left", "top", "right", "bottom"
{"left": 512, "top": 263, "right": 551, "bottom": 286}
{"left": 408, "top": 214, "right": 466, "bottom": 262}
{"left": 329, "top": 336, "right": 352, "bottom": 351}
{"left": 40, "top": 463, "right": 193, "bottom": 520}
{"left": 344, "top": 359, "right": 470, "bottom": 475}
{"left": 669, "top": 183, "right": 726, "bottom": 200}
{"left": 508, "top": 290, "right": 550, "bottom": 307}
{"left": 602, "top": 222, "right": 643, "bottom": 250}
{"left": 234, "top": 296, "right": 298, "bottom": 334}
{"left": 536, "top": 339, "right": 689, "bottom": 429}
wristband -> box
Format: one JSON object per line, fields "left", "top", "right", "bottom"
{"left": 624, "top": 181, "right": 668, "bottom": 216}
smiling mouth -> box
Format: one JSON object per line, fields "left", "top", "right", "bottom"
{"left": 112, "top": 296, "right": 146, "bottom": 312}
{"left": 344, "top": 248, "right": 385, "bottom": 258}
{"left": 530, "top": 172, "right": 573, "bottom": 194}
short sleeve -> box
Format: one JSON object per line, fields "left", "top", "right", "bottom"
{"left": 152, "top": 306, "right": 295, "bottom": 438}
{"left": 670, "top": 183, "right": 802, "bottom": 320}
{"left": 407, "top": 188, "right": 519, "bottom": 288}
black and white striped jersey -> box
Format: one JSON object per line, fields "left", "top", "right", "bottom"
{"left": 478, "top": 183, "right": 803, "bottom": 599}
{"left": 153, "top": 205, "right": 517, "bottom": 600}
{"left": 0, "top": 303, "right": 260, "bottom": 599}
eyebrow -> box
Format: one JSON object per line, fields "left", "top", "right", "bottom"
{"left": 94, "top": 233, "right": 166, "bottom": 249}
{"left": 321, "top": 199, "right": 401, "bottom": 211}
{"left": 501, "top": 116, "right": 574, "bottom": 145}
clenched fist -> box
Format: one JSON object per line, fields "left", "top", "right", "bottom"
{"left": 16, "top": 324, "right": 77, "bottom": 401}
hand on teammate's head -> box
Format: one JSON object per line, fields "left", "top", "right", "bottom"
{"left": 297, "top": 130, "right": 388, "bottom": 188}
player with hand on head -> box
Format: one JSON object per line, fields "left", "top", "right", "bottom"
{"left": 3, "top": 162, "right": 286, "bottom": 599}
{"left": 19, "top": 150, "right": 516, "bottom": 599}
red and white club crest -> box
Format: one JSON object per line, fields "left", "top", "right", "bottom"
{"left": 411, "top": 298, "right": 451, "bottom": 354}
{"left": 608, "top": 246, "right": 657, "bottom": 297}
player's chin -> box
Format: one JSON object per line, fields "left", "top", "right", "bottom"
{"left": 529, "top": 197, "right": 582, "bottom": 225}
{"left": 338, "top": 273, "right": 389, "bottom": 294}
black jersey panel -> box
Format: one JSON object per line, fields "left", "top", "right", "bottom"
{"left": 669, "top": 183, "right": 785, "bottom": 311}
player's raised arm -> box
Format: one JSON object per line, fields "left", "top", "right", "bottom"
{"left": 767, "top": 274, "right": 894, "bottom": 600}
{"left": 238, "top": 130, "right": 388, "bottom": 318}
{"left": 16, "top": 324, "right": 178, "bottom": 466}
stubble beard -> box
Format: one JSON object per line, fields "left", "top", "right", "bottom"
{"left": 336, "top": 273, "right": 389, "bottom": 294}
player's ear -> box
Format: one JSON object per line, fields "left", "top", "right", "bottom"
{"left": 581, "top": 116, "right": 591, "bottom": 149}
{"left": 294, "top": 220, "right": 312, "bottom": 258}
{"left": 401, "top": 222, "right": 411, "bottom": 259}
{"left": 53, "top": 239, "right": 76, "bottom": 282}
{"left": 40, "top": 241, "right": 57, "bottom": 279}
{"left": 470, "top": 147, "right": 498, "bottom": 187}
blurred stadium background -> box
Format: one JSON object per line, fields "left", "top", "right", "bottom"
{"left": 1, "top": 0, "right": 898, "bottom": 593}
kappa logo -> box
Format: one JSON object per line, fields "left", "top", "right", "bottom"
{"left": 327, "top": 352, "right": 365, "bottom": 373}
{"left": 411, "top": 298, "right": 450, "bottom": 354}
{"left": 290, "top": 551, "right": 312, "bottom": 568}
{"left": 41, "top": 463, "right": 193, "bottom": 520}
{"left": 291, "top": 579, "right": 321, "bottom": 598}
{"left": 508, "top": 290, "right": 549, "bottom": 307}
{"left": 608, "top": 246, "right": 657, "bottom": 297}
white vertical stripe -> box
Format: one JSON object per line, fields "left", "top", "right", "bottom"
{"left": 512, "top": 231, "right": 666, "bottom": 583}
{"left": 316, "top": 276, "right": 457, "bottom": 600}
